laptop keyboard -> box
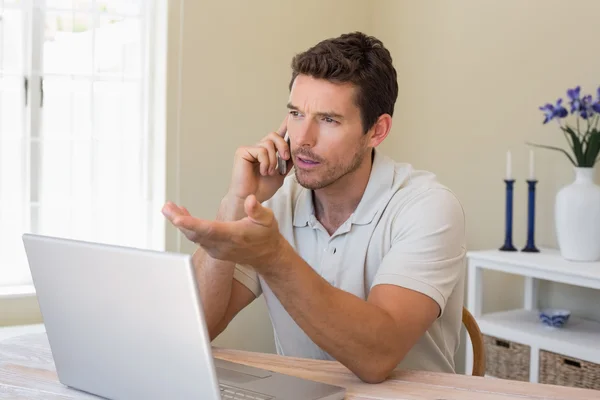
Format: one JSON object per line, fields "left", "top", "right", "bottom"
{"left": 219, "top": 383, "right": 273, "bottom": 400}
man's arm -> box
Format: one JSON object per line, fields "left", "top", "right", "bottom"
{"left": 207, "top": 279, "right": 256, "bottom": 340}
{"left": 258, "top": 189, "right": 465, "bottom": 383}
{"left": 164, "top": 196, "right": 256, "bottom": 339}
{"left": 261, "top": 243, "right": 440, "bottom": 384}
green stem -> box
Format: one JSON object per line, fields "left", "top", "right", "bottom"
{"left": 587, "top": 116, "right": 591, "bottom": 135}
{"left": 526, "top": 142, "right": 577, "bottom": 166}
{"left": 562, "top": 128, "right": 573, "bottom": 148}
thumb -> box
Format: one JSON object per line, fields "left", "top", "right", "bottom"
{"left": 244, "top": 195, "right": 272, "bottom": 226}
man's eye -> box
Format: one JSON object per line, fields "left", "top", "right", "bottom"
{"left": 289, "top": 110, "right": 300, "bottom": 117}
{"left": 323, "top": 117, "right": 336, "bottom": 124}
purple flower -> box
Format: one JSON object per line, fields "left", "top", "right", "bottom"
{"left": 567, "top": 86, "right": 582, "bottom": 113}
{"left": 539, "top": 98, "right": 568, "bottom": 124}
{"left": 580, "top": 95, "right": 595, "bottom": 119}
{"left": 593, "top": 86, "right": 600, "bottom": 113}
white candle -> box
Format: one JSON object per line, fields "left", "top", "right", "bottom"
{"left": 529, "top": 149, "right": 535, "bottom": 180}
{"left": 506, "top": 150, "right": 512, "bottom": 180}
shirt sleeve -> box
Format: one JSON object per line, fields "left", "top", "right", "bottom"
{"left": 233, "top": 264, "right": 262, "bottom": 297}
{"left": 371, "top": 188, "right": 466, "bottom": 316}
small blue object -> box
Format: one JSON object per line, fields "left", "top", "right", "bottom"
{"left": 539, "top": 309, "right": 571, "bottom": 328}
{"left": 500, "top": 179, "right": 517, "bottom": 251}
{"left": 522, "top": 180, "right": 540, "bottom": 252}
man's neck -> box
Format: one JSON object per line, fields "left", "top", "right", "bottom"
{"left": 313, "top": 151, "right": 374, "bottom": 235}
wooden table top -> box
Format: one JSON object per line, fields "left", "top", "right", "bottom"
{"left": 0, "top": 333, "right": 598, "bottom": 399}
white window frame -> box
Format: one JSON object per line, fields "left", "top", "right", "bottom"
{"left": 0, "top": 0, "right": 168, "bottom": 296}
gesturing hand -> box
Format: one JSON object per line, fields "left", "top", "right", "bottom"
{"left": 162, "top": 195, "right": 286, "bottom": 269}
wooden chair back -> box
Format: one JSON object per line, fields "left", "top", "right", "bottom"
{"left": 462, "top": 307, "right": 486, "bottom": 376}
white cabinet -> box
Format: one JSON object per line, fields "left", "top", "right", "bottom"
{"left": 465, "top": 248, "right": 600, "bottom": 383}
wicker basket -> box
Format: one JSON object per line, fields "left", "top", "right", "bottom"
{"left": 539, "top": 350, "right": 600, "bottom": 390}
{"left": 483, "top": 334, "right": 530, "bottom": 381}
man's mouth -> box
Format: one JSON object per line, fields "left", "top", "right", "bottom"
{"left": 298, "top": 157, "right": 318, "bottom": 164}
{"left": 296, "top": 156, "right": 321, "bottom": 168}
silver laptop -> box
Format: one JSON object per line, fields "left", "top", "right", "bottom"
{"left": 22, "top": 233, "right": 346, "bottom": 400}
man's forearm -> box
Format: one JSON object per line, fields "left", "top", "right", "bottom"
{"left": 260, "top": 241, "right": 404, "bottom": 383}
{"left": 193, "top": 196, "right": 246, "bottom": 334}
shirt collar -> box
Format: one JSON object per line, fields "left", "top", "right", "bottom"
{"left": 292, "top": 148, "right": 396, "bottom": 228}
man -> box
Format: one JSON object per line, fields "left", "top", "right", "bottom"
{"left": 162, "top": 31, "right": 466, "bottom": 383}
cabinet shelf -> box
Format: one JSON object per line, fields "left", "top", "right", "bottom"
{"left": 466, "top": 248, "right": 600, "bottom": 384}
{"left": 477, "top": 309, "right": 600, "bottom": 365}
{"left": 467, "top": 248, "right": 600, "bottom": 290}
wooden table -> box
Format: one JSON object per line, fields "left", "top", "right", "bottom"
{"left": 0, "top": 333, "right": 598, "bottom": 399}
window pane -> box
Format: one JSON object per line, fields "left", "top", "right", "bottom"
{"left": 71, "top": 138, "right": 92, "bottom": 202}
{"left": 121, "top": 139, "right": 142, "bottom": 197}
{"left": 0, "top": 136, "right": 28, "bottom": 285}
{"left": 0, "top": 137, "right": 25, "bottom": 203}
{"left": 93, "top": 138, "right": 121, "bottom": 242}
{"left": 45, "top": 1, "right": 141, "bottom": 15}
{"left": 35, "top": 139, "right": 72, "bottom": 204}
{"left": 72, "top": 79, "right": 92, "bottom": 137}
{"left": 0, "top": 204, "right": 30, "bottom": 284}
{"left": 94, "top": 138, "right": 120, "bottom": 200}
{"left": 0, "top": 9, "right": 24, "bottom": 74}
{"left": 122, "top": 81, "right": 141, "bottom": 138}
{"left": 98, "top": 0, "right": 141, "bottom": 15}
{"left": 93, "top": 81, "right": 123, "bottom": 138}
{"left": 44, "top": 12, "right": 93, "bottom": 75}
{"left": 95, "top": 16, "right": 140, "bottom": 78}
{"left": 45, "top": 0, "right": 92, "bottom": 11}
{"left": 1, "top": 0, "right": 160, "bottom": 289}
{"left": 35, "top": 203, "right": 73, "bottom": 239}
{"left": 40, "top": 77, "right": 71, "bottom": 137}
{"left": 40, "top": 77, "right": 91, "bottom": 138}
{"left": 0, "top": 76, "right": 23, "bottom": 138}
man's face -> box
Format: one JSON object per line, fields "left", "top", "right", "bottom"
{"left": 287, "top": 74, "right": 370, "bottom": 190}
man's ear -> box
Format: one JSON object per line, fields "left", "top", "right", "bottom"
{"left": 368, "top": 114, "right": 392, "bottom": 147}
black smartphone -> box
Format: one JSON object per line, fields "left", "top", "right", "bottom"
{"left": 276, "top": 133, "right": 290, "bottom": 175}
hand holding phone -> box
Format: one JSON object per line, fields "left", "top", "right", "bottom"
{"left": 276, "top": 133, "right": 291, "bottom": 175}
{"left": 226, "top": 117, "right": 289, "bottom": 204}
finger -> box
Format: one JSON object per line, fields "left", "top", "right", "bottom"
{"left": 264, "top": 131, "right": 290, "bottom": 160}
{"left": 162, "top": 201, "right": 184, "bottom": 220}
{"left": 257, "top": 140, "right": 278, "bottom": 175}
{"left": 244, "top": 195, "right": 273, "bottom": 226}
{"left": 276, "top": 115, "right": 288, "bottom": 137}
{"left": 238, "top": 146, "right": 272, "bottom": 176}
{"left": 178, "top": 226, "right": 198, "bottom": 242}
{"left": 173, "top": 216, "right": 232, "bottom": 243}
{"left": 251, "top": 147, "right": 271, "bottom": 176}
{"left": 179, "top": 206, "right": 191, "bottom": 216}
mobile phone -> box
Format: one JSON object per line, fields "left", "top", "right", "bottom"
{"left": 277, "top": 133, "right": 290, "bottom": 175}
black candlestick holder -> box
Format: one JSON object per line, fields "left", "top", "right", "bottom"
{"left": 500, "top": 179, "right": 517, "bottom": 251}
{"left": 521, "top": 179, "right": 540, "bottom": 252}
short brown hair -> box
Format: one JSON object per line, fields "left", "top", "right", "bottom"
{"left": 289, "top": 31, "right": 398, "bottom": 133}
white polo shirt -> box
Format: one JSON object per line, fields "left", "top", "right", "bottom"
{"left": 233, "top": 148, "right": 466, "bottom": 373}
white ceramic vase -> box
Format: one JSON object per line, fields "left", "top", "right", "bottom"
{"left": 555, "top": 167, "right": 600, "bottom": 262}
